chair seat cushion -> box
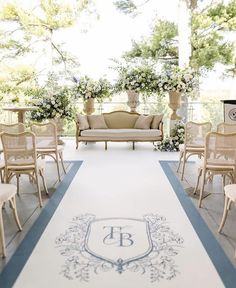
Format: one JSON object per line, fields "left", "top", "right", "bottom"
{"left": 0, "top": 184, "right": 17, "bottom": 202}
{"left": 80, "top": 129, "right": 161, "bottom": 139}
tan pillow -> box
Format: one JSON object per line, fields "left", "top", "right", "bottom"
{"left": 88, "top": 115, "right": 108, "bottom": 129}
{"left": 134, "top": 115, "right": 153, "bottom": 129}
{"left": 77, "top": 114, "right": 89, "bottom": 130}
{"left": 151, "top": 114, "right": 164, "bottom": 129}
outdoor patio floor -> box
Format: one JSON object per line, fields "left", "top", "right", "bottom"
{"left": 0, "top": 139, "right": 235, "bottom": 273}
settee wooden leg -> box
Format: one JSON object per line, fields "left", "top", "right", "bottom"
{"left": 76, "top": 140, "right": 78, "bottom": 149}
{"left": 132, "top": 142, "right": 135, "bottom": 150}
{"left": 105, "top": 141, "right": 107, "bottom": 150}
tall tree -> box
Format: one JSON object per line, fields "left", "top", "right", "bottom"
{"left": 119, "top": 0, "right": 236, "bottom": 73}
{"left": 0, "top": 0, "right": 95, "bottom": 102}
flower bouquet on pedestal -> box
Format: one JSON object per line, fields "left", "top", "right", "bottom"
{"left": 74, "top": 76, "right": 112, "bottom": 114}
{"left": 114, "top": 63, "right": 159, "bottom": 112}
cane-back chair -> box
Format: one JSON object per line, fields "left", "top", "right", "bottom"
{"left": 1, "top": 131, "right": 48, "bottom": 207}
{"left": 0, "top": 184, "right": 22, "bottom": 257}
{"left": 194, "top": 132, "right": 236, "bottom": 207}
{"left": 177, "top": 121, "right": 212, "bottom": 180}
{"left": 217, "top": 122, "right": 236, "bottom": 134}
{"left": 31, "top": 122, "right": 66, "bottom": 182}
{"left": 0, "top": 123, "right": 25, "bottom": 153}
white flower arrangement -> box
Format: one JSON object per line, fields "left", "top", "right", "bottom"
{"left": 157, "top": 122, "right": 185, "bottom": 152}
{"left": 74, "top": 76, "right": 112, "bottom": 103}
{"left": 158, "top": 65, "right": 197, "bottom": 95}
{"left": 30, "top": 87, "right": 74, "bottom": 121}
{"left": 115, "top": 64, "right": 159, "bottom": 96}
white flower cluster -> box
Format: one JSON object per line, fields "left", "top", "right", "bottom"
{"left": 158, "top": 123, "right": 185, "bottom": 152}
{"left": 31, "top": 88, "right": 74, "bottom": 121}
{"left": 75, "top": 76, "right": 112, "bottom": 102}
{"left": 115, "top": 65, "right": 158, "bottom": 95}
{"left": 158, "top": 65, "right": 197, "bottom": 94}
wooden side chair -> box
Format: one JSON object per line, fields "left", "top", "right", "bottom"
{"left": 0, "top": 184, "right": 22, "bottom": 257}
{"left": 0, "top": 123, "right": 25, "bottom": 154}
{"left": 194, "top": 132, "right": 236, "bottom": 207}
{"left": 218, "top": 184, "right": 236, "bottom": 233}
{"left": 177, "top": 121, "right": 212, "bottom": 180}
{"left": 1, "top": 131, "right": 48, "bottom": 207}
{"left": 31, "top": 122, "right": 66, "bottom": 182}
{"left": 217, "top": 122, "right": 236, "bottom": 134}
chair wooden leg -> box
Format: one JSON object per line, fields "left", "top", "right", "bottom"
{"left": 0, "top": 170, "right": 3, "bottom": 183}
{"left": 59, "top": 152, "right": 66, "bottom": 174}
{"left": 132, "top": 142, "right": 135, "bottom": 150}
{"left": 193, "top": 168, "right": 202, "bottom": 195}
{"left": 16, "top": 174, "right": 20, "bottom": 195}
{"left": 176, "top": 151, "right": 184, "bottom": 172}
{"left": 0, "top": 204, "right": 6, "bottom": 258}
{"left": 9, "top": 197, "right": 22, "bottom": 231}
{"left": 35, "top": 172, "right": 43, "bottom": 207}
{"left": 218, "top": 196, "right": 230, "bottom": 233}
{"left": 55, "top": 152, "right": 61, "bottom": 182}
{"left": 105, "top": 141, "right": 107, "bottom": 150}
{"left": 198, "top": 169, "right": 206, "bottom": 208}
{"left": 181, "top": 151, "right": 187, "bottom": 180}
{"left": 39, "top": 170, "right": 49, "bottom": 195}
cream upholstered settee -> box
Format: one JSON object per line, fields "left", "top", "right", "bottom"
{"left": 75, "top": 110, "right": 163, "bottom": 150}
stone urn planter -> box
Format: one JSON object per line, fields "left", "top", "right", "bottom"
{"left": 168, "top": 91, "right": 182, "bottom": 120}
{"left": 127, "top": 90, "right": 140, "bottom": 113}
{"left": 83, "top": 98, "right": 95, "bottom": 115}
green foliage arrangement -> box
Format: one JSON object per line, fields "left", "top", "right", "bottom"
{"left": 114, "top": 64, "right": 159, "bottom": 96}
{"left": 30, "top": 87, "right": 74, "bottom": 121}
{"left": 74, "top": 76, "right": 112, "bottom": 103}
{"left": 158, "top": 122, "right": 185, "bottom": 152}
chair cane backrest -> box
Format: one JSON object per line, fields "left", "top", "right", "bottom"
{"left": 217, "top": 122, "right": 236, "bottom": 134}
{"left": 185, "top": 121, "right": 212, "bottom": 147}
{"left": 31, "top": 122, "right": 57, "bottom": 149}
{"left": 0, "top": 123, "right": 25, "bottom": 153}
{"left": 1, "top": 131, "right": 37, "bottom": 168}
{"left": 204, "top": 132, "right": 236, "bottom": 168}
{"left": 0, "top": 123, "right": 25, "bottom": 133}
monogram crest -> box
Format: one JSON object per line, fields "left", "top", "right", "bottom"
{"left": 85, "top": 218, "right": 152, "bottom": 273}
{"left": 55, "top": 214, "right": 184, "bottom": 282}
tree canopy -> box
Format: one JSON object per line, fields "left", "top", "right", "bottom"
{"left": 0, "top": 0, "right": 94, "bottom": 102}
{"left": 121, "top": 0, "right": 236, "bottom": 73}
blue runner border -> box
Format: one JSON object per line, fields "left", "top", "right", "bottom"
{"left": 0, "top": 160, "right": 83, "bottom": 288}
{"left": 160, "top": 160, "right": 236, "bottom": 288}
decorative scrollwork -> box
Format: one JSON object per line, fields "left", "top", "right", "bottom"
{"left": 55, "top": 213, "right": 184, "bottom": 282}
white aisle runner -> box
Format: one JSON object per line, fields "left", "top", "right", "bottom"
{"left": 12, "top": 148, "right": 226, "bottom": 288}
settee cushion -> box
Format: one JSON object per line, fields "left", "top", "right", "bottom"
{"left": 80, "top": 129, "right": 162, "bottom": 139}
{"left": 77, "top": 114, "right": 90, "bottom": 130}
{"left": 134, "top": 115, "right": 153, "bottom": 129}
{"left": 88, "top": 115, "right": 108, "bottom": 129}
{"left": 151, "top": 114, "right": 164, "bottom": 129}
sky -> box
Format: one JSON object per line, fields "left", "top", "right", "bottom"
{"left": 59, "top": 0, "right": 179, "bottom": 80}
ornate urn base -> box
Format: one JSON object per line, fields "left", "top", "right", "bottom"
{"left": 127, "top": 90, "right": 140, "bottom": 113}
{"left": 83, "top": 98, "right": 95, "bottom": 115}
{"left": 168, "top": 91, "right": 182, "bottom": 120}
